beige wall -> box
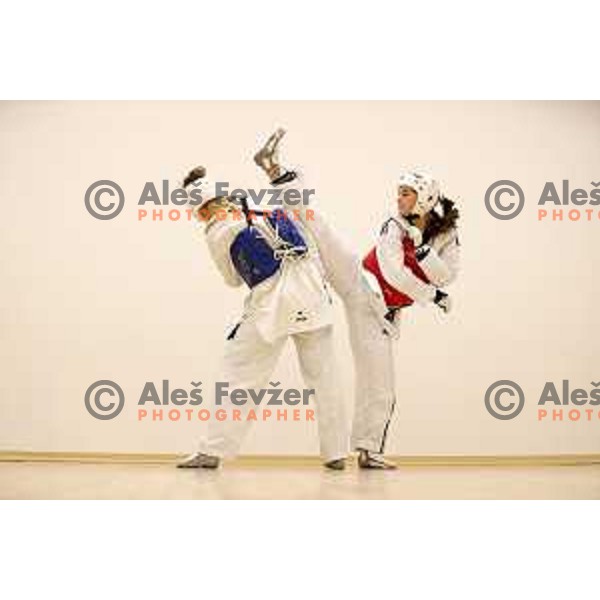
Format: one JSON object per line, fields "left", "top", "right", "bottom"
{"left": 1, "top": 101, "right": 599, "bottom": 455}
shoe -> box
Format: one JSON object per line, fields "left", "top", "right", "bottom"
{"left": 357, "top": 449, "right": 397, "bottom": 470}
{"left": 254, "top": 128, "right": 286, "bottom": 181}
{"left": 176, "top": 452, "right": 220, "bottom": 469}
{"left": 324, "top": 457, "right": 346, "bottom": 471}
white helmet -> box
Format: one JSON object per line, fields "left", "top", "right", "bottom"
{"left": 397, "top": 170, "right": 440, "bottom": 216}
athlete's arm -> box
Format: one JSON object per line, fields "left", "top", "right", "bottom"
{"left": 417, "top": 229, "right": 460, "bottom": 287}
{"left": 376, "top": 220, "right": 437, "bottom": 305}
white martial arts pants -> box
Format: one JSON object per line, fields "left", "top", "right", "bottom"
{"left": 290, "top": 205, "right": 399, "bottom": 453}
{"left": 198, "top": 320, "right": 348, "bottom": 462}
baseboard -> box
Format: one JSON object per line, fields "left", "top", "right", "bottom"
{"left": 1, "top": 451, "right": 599, "bottom": 467}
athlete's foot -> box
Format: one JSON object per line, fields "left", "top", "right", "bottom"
{"left": 254, "top": 128, "right": 286, "bottom": 182}
{"left": 324, "top": 457, "right": 346, "bottom": 471}
{"left": 357, "top": 449, "right": 397, "bottom": 470}
{"left": 176, "top": 452, "right": 220, "bottom": 469}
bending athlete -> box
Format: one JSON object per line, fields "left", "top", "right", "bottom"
{"left": 177, "top": 164, "right": 348, "bottom": 469}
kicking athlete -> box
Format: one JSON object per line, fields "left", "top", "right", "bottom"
{"left": 254, "top": 129, "right": 460, "bottom": 469}
{"left": 177, "top": 165, "right": 348, "bottom": 470}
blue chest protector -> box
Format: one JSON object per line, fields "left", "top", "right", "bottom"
{"left": 230, "top": 208, "right": 308, "bottom": 288}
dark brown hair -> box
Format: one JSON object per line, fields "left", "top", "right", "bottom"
{"left": 422, "top": 196, "right": 460, "bottom": 244}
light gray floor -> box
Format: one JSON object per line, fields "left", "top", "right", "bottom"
{"left": 2, "top": 462, "right": 600, "bottom": 499}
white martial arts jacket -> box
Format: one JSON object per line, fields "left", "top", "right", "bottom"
{"left": 275, "top": 171, "right": 460, "bottom": 317}
{"left": 373, "top": 215, "right": 460, "bottom": 306}
{"left": 203, "top": 210, "right": 333, "bottom": 343}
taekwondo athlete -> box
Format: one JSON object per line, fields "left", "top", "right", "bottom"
{"left": 177, "top": 166, "right": 348, "bottom": 470}
{"left": 254, "top": 129, "right": 460, "bottom": 469}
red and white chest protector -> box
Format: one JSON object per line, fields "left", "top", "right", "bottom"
{"left": 362, "top": 236, "right": 430, "bottom": 308}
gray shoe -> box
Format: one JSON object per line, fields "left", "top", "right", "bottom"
{"left": 324, "top": 457, "right": 346, "bottom": 471}
{"left": 176, "top": 452, "right": 220, "bottom": 469}
{"left": 254, "top": 128, "right": 286, "bottom": 181}
{"left": 357, "top": 449, "right": 397, "bottom": 470}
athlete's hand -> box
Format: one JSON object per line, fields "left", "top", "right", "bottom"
{"left": 433, "top": 289, "right": 452, "bottom": 314}
{"left": 396, "top": 217, "right": 423, "bottom": 247}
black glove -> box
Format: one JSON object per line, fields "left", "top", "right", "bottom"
{"left": 415, "top": 244, "right": 431, "bottom": 262}
{"left": 433, "top": 289, "right": 452, "bottom": 313}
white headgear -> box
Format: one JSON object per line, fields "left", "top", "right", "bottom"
{"left": 397, "top": 170, "right": 440, "bottom": 216}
